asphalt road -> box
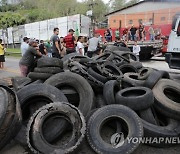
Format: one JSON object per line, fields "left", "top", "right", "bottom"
{"left": 0, "top": 57, "right": 180, "bottom": 154}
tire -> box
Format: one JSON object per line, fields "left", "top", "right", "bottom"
{"left": 15, "top": 84, "right": 68, "bottom": 146}
{"left": 139, "top": 108, "right": 158, "bottom": 125}
{"left": 142, "top": 118, "right": 180, "bottom": 147}
{"left": 122, "top": 73, "right": 145, "bottom": 87}
{"left": 34, "top": 67, "right": 63, "bottom": 74}
{"left": 153, "top": 79, "right": 180, "bottom": 120}
{"left": 119, "top": 64, "right": 138, "bottom": 74}
{"left": 0, "top": 85, "right": 22, "bottom": 150}
{"left": 11, "top": 77, "right": 32, "bottom": 91}
{"left": 0, "top": 88, "right": 9, "bottom": 127}
{"left": 86, "top": 105, "right": 143, "bottom": 154}
{"left": 60, "top": 86, "right": 79, "bottom": 105}
{"left": 130, "top": 61, "right": 143, "bottom": 69}
{"left": 28, "top": 72, "right": 53, "bottom": 81}
{"left": 138, "top": 67, "right": 153, "bottom": 80}
{"left": 27, "top": 102, "right": 86, "bottom": 154}
{"left": 88, "top": 67, "right": 108, "bottom": 83}
{"left": 144, "top": 70, "right": 170, "bottom": 89}
{"left": 115, "top": 87, "right": 154, "bottom": 110}
{"left": 37, "top": 57, "right": 63, "bottom": 68}
{"left": 103, "top": 80, "right": 120, "bottom": 105}
{"left": 100, "top": 62, "right": 123, "bottom": 79}
{"left": 45, "top": 72, "right": 95, "bottom": 116}
{"left": 95, "top": 94, "right": 106, "bottom": 108}
{"left": 61, "top": 53, "right": 81, "bottom": 62}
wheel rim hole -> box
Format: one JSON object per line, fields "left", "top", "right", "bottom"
{"left": 42, "top": 113, "right": 73, "bottom": 147}
{"left": 23, "top": 96, "right": 52, "bottom": 122}
{"left": 60, "top": 86, "right": 80, "bottom": 107}
{"left": 122, "top": 89, "right": 146, "bottom": 97}
{"left": 129, "top": 75, "right": 138, "bottom": 79}
{"left": 100, "top": 117, "right": 128, "bottom": 146}
{"left": 164, "top": 88, "right": 180, "bottom": 103}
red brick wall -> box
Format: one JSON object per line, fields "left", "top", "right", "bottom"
{"left": 108, "top": 7, "right": 180, "bottom": 29}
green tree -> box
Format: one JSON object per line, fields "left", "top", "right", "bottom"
{"left": 111, "top": 0, "right": 126, "bottom": 11}
{"left": 126, "top": 0, "right": 140, "bottom": 6}
{"left": 0, "top": 12, "right": 26, "bottom": 29}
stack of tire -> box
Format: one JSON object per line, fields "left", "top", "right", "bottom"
{"left": 1, "top": 45, "right": 180, "bottom": 154}
{"left": 28, "top": 56, "right": 64, "bottom": 81}
{"left": 0, "top": 85, "right": 21, "bottom": 150}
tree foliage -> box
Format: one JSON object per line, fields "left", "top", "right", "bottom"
{"left": 0, "top": 12, "right": 26, "bottom": 29}
{"left": 0, "top": 0, "right": 140, "bottom": 29}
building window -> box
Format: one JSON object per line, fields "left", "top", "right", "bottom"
{"left": 161, "top": 17, "right": 166, "bottom": 21}
{"left": 129, "top": 20, "right": 133, "bottom": 24}
{"left": 138, "top": 19, "right": 143, "bottom": 24}
{"left": 113, "top": 19, "right": 116, "bottom": 23}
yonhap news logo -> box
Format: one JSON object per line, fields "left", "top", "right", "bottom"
{"left": 127, "top": 137, "right": 180, "bottom": 144}
{"left": 110, "top": 132, "right": 180, "bottom": 148}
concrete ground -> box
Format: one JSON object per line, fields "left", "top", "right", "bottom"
{"left": 0, "top": 57, "right": 180, "bottom": 154}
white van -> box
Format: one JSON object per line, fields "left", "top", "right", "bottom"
{"left": 166, "top": 13, "right": 180, "bottom": 69}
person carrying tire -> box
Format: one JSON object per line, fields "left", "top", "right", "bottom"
{"left": 64, "top": 29, "right": 77, "bottom": 54}
{"left": 19, "top": 39, "right": 42, "bottom": 77}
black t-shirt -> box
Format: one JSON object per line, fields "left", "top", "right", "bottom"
{"left": 39, "top": 44, "right": 46, "bottom": 55}
{"left": 139, "top": 26, "right": 144, "bottom": 33}
{"left": 50, "top": 34, "right": 60, "bottom": 53}
{"left": 130, "top": 27, "right": 137, "bottom": 35}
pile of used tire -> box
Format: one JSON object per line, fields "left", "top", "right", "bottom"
{"left": 1, "top": 45, "right": 180, "bottom": 154}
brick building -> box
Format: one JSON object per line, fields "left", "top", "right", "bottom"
{"left": 105, "top": 0, "right": 180, "bottom": 29}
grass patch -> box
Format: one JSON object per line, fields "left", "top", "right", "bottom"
{"left": 5, "top": 48, "right": 21, "bottom": 58}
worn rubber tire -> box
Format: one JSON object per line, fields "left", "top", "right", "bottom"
{"left": 28, "top": 72, "right": 53, "bottom": 81}
{"left": 27, "top": 102, "right": 86, "bottom": 154}
{"left": 144, "top": 70, "right": 170, "bottom": 89}
{"left": 0, "top": 85, "right": 22, "bottom": 150}
{"left": 87, "top": 105, "right": 143, "bottom": 154}
{"left": 88, "top": 67, "right": 108, "bottom": 83}
{"left": 115, "top": 87, "right": 154, "bottom": 110}
{"left": 15, "top": 84, "right": 68, "bottom": 146}
{"left": 119, "top": 64, "right": 138, "bottom": 74}
{"left": 138, "top": 67, "right": 153, "bottom": 80}
{"left": 122, "top": 73, "right": 145, "bottom": 87}
{"left": 34, "top": 67, "right": 63, "bottom": 74}
{"left": 153, "top": 79, "right": 180, "bottom": 120}
{"left": 95, "top": 94, "right": 106, "bottom": 108}
{"left": 103, "top": 80, "right": 120, "bottom": 105}
{"left": 45, "top": 72, "right": 95, "bottom": 116}
{"left": 142, "top": 118, "right": 180, "bottom": 147}
{"left": 37, "top": 57, "right": 63, "bottom": 68}
{"left": 11, "top": 77, "right": 32, "bottom": 91}
{"left": 130, "top": 61, "right": 143, "bottom": 69}
{"left": 0, "top": 88, "right": 9, "bottom": 127}
{"left": 139, "top": 108, "right": 158, "bottom": 125}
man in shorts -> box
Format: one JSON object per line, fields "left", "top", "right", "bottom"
{"left": 0, "top": 39, "right": 5, "bottom": 69}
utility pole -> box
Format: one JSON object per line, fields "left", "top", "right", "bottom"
{"left": 88, "top": 0, "right": 97, "bottom": 37}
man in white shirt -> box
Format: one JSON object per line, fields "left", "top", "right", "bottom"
{"left": 87, "top": 33, "right": 100, "bottom": 58}
{"left": 21, "top": 37, "right": 29, "bottom": 56}
{"left": 76, "top": 36, "right": 84, "bottom": 56}
{"left": 133, "top": 41, "right": 141, "bottom": 61}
